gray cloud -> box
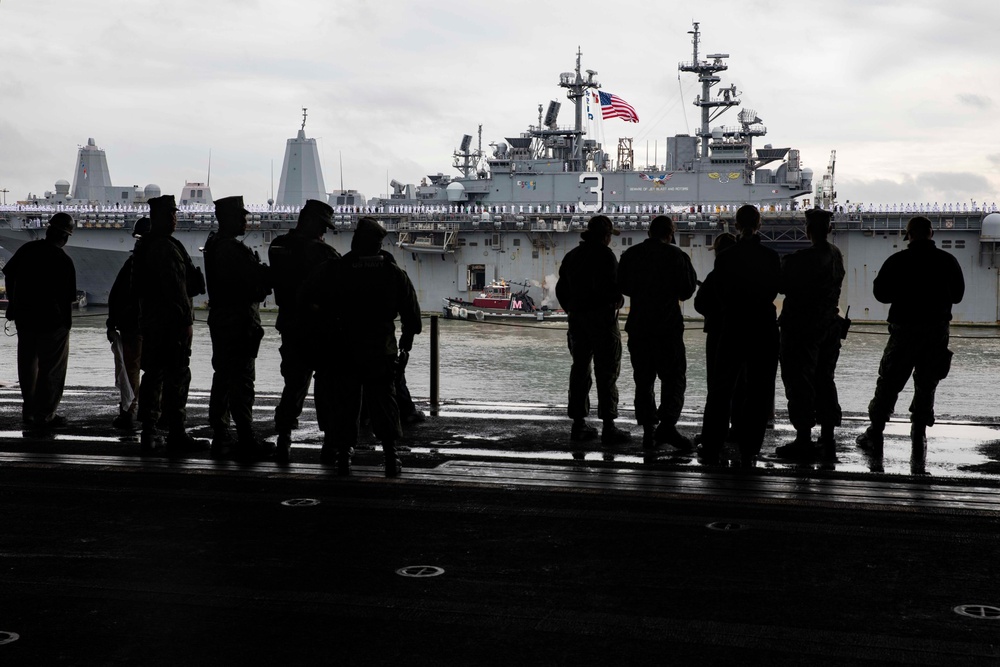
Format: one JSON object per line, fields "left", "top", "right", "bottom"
{"left": 988, "top": 154, "right": 1000, "bottom": 167}
{"left": 957, "top": 94, "right": 993, "bottom": 109}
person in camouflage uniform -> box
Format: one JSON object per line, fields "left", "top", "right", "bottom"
{"left": 267, "top": 199, "right": 340, "bottom": 464}
{"left": 774, "top": 208, "right": 846, "bottom": 461}
{"left": 204, "top": 196, "right": 272, "bottom": 461}
{"left": 856, "top": 216, "right": 965, "bottom": 472}
{"left": 617, "top": 215, "right": 698, "bottom": 451}
{"left": 302, "top": 218, "right": 421, "bottom": 476}
{"left": 555, "top": 215, "right": 631, "bottom": 446}
{"left": 132, "top": 195, "right": 207, "bottom": 454}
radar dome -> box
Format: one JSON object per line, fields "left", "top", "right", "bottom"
{"left": 144, "top": 184, "right": 162, "bottom": 199}
{"left": 446, "top": 181, "right": 466, "bottom": 202}
{"left": 711, "top": 127, "right": 724, "bottom": 140}
{"left": 982, "top": 212, "right": 1000, "bottom": 240}
{"left": 54, "top": 180, "right": 70, "bottom": 195}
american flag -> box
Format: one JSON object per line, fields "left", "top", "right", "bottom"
{"left": 597, "top": 91, "right": 639, "bottom": 123}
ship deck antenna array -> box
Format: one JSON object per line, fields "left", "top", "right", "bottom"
{"left": 679, "top": 20, "right": 741, "bottom": 158}
{"left": 0, "top": 188, "right": 7, "bottom": 205}
{"left": 559, "top": 46, "right": 600, "bottom": 173}
{"left": 301, "top": 107, "right": 308, "bottom": 131}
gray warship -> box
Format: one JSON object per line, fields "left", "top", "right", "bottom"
{"left": 1, "top": 22, "right": 998, "bottom": 323}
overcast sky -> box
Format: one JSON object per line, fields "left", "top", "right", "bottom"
{"left": 2, "top": 0, "right": 998, "bottom": 207}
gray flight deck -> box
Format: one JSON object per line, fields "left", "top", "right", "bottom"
{"left": 1, "top": 386, "right": 999, "bottom": 665}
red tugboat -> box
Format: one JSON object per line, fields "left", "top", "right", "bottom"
{"left": 442, "top": 279, "right": 566, "bottom": 322}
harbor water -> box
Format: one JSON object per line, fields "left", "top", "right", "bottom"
{"left": 2, "top": 309, "right": 999, "bottom": 423}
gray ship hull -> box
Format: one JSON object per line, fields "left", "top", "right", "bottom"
{"left": 2, "top": 210, "right": 996, "bottom": 324}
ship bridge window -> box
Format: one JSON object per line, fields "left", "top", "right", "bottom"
{"left": 197, "top": 190, "right": 203, "bottom": 198}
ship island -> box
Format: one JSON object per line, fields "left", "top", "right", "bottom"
{"left": 1, "top": 22, "right": 998, "bottom": 324}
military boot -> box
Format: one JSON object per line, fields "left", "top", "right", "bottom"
{"left": 112, "top": 410, "right": 136, "bottom": 430}
{"left": 210, "top": 428, "right": 234, "bottom": 458}
{"left": 274, "top": 433, "right": 292, "bottom": 465}
{"left": 165, "top": 430, "right": 209, "bottom": 457}
{"left": 601, "top": 421, "right": 632, "bottom": 446}
{"left": 233, "top": 430, "right": 275, "bottom": 462}
{"left": 653, "top": 422, "right": 694, "bottom": 451}
{"left": 383, "top": 441, "right": 402, "bottom": 477}
{"left": 774, "top": 429, "right": 816, "bottom": 460}
{"left": 856, "top": 420, "right": 885, "bottom": 450}
{"left": 139, "top": 425, "right": 163, "bottom": 453}
{"left": 570, "top": 419, "right": 598, "bottom": 442}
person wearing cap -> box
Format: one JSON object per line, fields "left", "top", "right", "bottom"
{"left": 773, "top": 208, "right": 847, "bottom": 461}
{"left": 555, "top": 214, "right": 631, "bottom": 445}
{"left": 698, "top": 204, "right": 780, "bottom": 466}
{"left": 204, "top": 196, "right": 272, "bottom": 461}
{"left": 132, "top": 194, "right": 207, "bottom": 454}
{"left": 105, "top": 216, "right": 151, "bottom": 429}
{"left": 617, "top": 215, "right": 698, "bottom": 452}
{"left": 301, "top": 217, "right": 421, "bottom": 476}
{"left": 267, "top": 198, "right": 340, "bottom": 463}
{"left": 856, "top": 216, "right": 965, "bottom": 472}
{"left": 2, "top": 212, "right": 77, "bottom": 428}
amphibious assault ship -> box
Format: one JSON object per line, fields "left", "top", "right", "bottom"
{"left": 1, "top": 23, "right": 998, "bottom": 323}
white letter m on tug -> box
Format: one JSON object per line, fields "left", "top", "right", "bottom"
{"left": 578, "top": 173, "right": 604, "bottom": 213}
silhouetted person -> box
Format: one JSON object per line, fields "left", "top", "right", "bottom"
{"left": 106, "top": 216, "right": 150, "bottom": 430}
{"left": 132, "top": 195, "right": 207, "bottom": 454}
{"left": 856, "top": 216, "right": 965, "bottom": 471}
{"left": 204, "top": 196, "right": 272, "bottom": 461}
{"left": 693, "top": 232, "right": 738, "bottom": 442}
{"left": 698, "top": 205, "right": 780, "bottom": 466}
{"left": 302, "top": 217, "right": 421, "bottom": 476}
{"left": 2, "top": 212, "right": 76, "bottom": 429}
{"left": 360, "top": 249, "right": 425, "bottom": 428}
{"left": 268, "top": 199, "right": 340, "bottom": 464}
{"left": 618, "top": 215, "right": 697, "bottom": 451}
{"left": 556, "top": 215, "right": 631, "bottom": 445}
{"left": 774, "top": 208, "right": 846, "bottom": 460}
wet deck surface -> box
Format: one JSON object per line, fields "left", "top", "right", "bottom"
{"left": 1, "top": 386, "right": 1000, "bottom": 665}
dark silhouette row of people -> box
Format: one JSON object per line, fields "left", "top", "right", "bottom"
{"left": 5, "top": 197, "right": 421, "bottom": 477}
{"left": 3, "top": 203, "right": 966, "bottom": 474}
{"left": 556, "top": 208, "right": 965, "bottom": 469}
